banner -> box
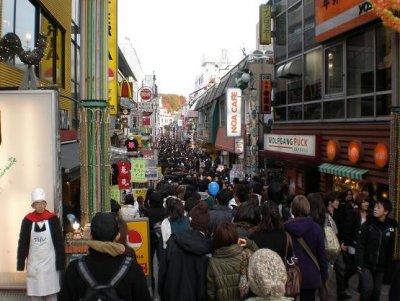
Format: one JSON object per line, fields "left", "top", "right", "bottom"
{"left": 131, "top": 158, "right": 147, "bottom": 183}
{"left": 226, "top": 88, "right": 242, "bottom": 137}
{"left": 259, "top": 4, "right": 271, "bottom": 45}
{"left": 108, "top": 0, "right": 118, "bottom": 114}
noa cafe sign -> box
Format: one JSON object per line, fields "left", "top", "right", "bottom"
{"left": 264, "top": 134, "right": 316, "bottom": 157}
{"left": 226, "top": 88, "right": 242, "bottom": 137}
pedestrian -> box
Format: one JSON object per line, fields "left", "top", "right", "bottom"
{"left": 208, "top": 188, "right": 234, "bottom": 236}
{"left": 120, "top": 193, "right": 140, "bottom": 221}
{"left": 158, "top": 201, "right": 212, "bottom": 301}
{"left": 245, "top": 249, "right": 294, "bottom": 301}
{"left": 233, "top": 201, "right": 260, "bottom": 238}
{"left": 284, "top": 195, "right": 328, "bottom": 301}
{"left": 17, "top": 187, "right": 65, "bottom": 301}
{"left": 60, "top": 212, "right": 150, "bottom": 301}
{"left": 356, "top": 198, "right": 397, "bottom": 301}
{"left": 206, "top": 222, "right": 243, "bottom": 301}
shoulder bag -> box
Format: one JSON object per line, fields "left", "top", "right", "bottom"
{"left": 284, "top": 232, "right": 302, "bottom": 298}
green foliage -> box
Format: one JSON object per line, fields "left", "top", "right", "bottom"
{"left": 160, "top": 94, "right": 187, "bottom": 112}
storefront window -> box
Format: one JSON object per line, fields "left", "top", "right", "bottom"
{"left": 288, "top": 78, "right": 302, "bottom": 104}
{"left": 288, "top": 105, "right": 302, "bottom": 121}
{"left": 275, "top": 65, "right": 287, "bottom": 106}
{"left": 376, "top": 94, "right": 392, "bottom": 116}
{"left": 347, "top": 96, "right": 374, "bottom": 118}
{"left": 274, "top": 107, "right": 287, "bottom": 122}
{"left": 323, "top": 100, "right": 344, "bottom": 119}
{"left": 325, "top": 44, "right": 343, "bottom": 95}
{"left": 274, "top": 0, "right": 286, "bottom": 15}
{"left": 275, "top": 13, "right": 287, "bottom": 62}
{"left": 14, "top": 0, "right": 35, "bottom": 70}
{"left": 304, "top": 102, "right": 321, "bottom": 120}
{"left": 304, "top": 49, "right": 322, "bottom": 102}
{"left": 1, "top": 0, "right": 14, "bottom": 37}
{"left": 303, "top": 0, "right": 317, "bottom": 51}
{"left": 287, "top": 3, "right": 302, "bottom": 57}
{"left": 347, "top": 29, "right": 374, "bottom": 95}
{"left": 376, "top": 26, "right": 392, "bottom": 92}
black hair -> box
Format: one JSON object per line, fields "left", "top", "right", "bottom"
{"left": 215, "top": 188, "right": 232, "bottom": 206}
{"left": 375, "top": 198, "right": 392, "bottom": 214}
{"left": 257, "top": 201, "right": 283, "bottom": 231}
{"left": 308, "top": 192, "right": 326, "bottom": 228}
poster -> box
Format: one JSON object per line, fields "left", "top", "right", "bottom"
{"left": 130, "top": 158, "right": 146, "bottom": 183}
{"left": 126, "top": 218, "right": 150, "bottom": 276}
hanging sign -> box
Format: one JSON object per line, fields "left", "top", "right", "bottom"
{"left": 226, "top": 88, "right": 242, "bottom": 137}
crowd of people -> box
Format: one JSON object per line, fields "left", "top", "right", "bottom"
{"left": 17, "top": 138, "right": 400, "bottom": 301}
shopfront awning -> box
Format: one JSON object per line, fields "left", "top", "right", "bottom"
{"left": 318, "top": 163, "right": 368, "bottom": 180}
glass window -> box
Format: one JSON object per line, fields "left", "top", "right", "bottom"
{"left": 288, "top": 78, "right": 302, "bottom": 104}
{"left": 347, "top": 96, "right": 374, "bottom": 118}
{"left": 71, "top": 41, "right": 75, "bottom": 80}
{"left": 274, "top": 107, "right": 287, "bottom": 122}
{"left": 325, "top": 44, "right": 343, "bottom": 95}
{"left": 304, "top": 103, "right": 321, "bottom": 120}
{"left": 275, "top": 13, "right": 286, "bottom": 62}
{"left": 304, "top": 49, "right": 322, "bottom": 102}
{"left": 40, "top": 14, "right": 54, "bottom": 82}
{"left": 274, "top": 0, "right": 286, "bottom": 15}
{"left": 303, "top": 0, "right": 317, "bottom": 51}
{"left": 376, "top": 26, "right": 392, "bottom": 92}
{"left": 376, "top": 94, "right": 391, "bottom": 116}
{"left": 14, "top": 0, "right": 35, "bottom": 69}
{"left": 275, "top": 65, "right": 287, "bottom": 106}
{"left": 288, "top": 105, "right": 302, "bottom": 121}
{"left": 287, "top": 3, "right": 302, "bottom": 57}
{"left": 220, "top": 99, "right": 226, "bottom": 127}
{"left": 72, "top": 0, "right": 80, "bottom": 25}
{"left": 55, "top": 27, "right": 64, "bottom": 86}
{"left": 288, "top": 0, "right": 300, "bottom": 8}
{"left": 323, "top": 100, "right": 344, "bottom": 119}
{"left": 347, "top": 29, "right": 374, "bottom": 95}
{"left": 1, "top": 0, "right": 15, "bottom": 37}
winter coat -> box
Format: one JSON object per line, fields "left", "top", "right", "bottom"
{"left": 143, "top": 206, "right": 165, "bottom": 243}
{"left": 17, "top": 216, "right": 65, "bottom": 271}
{"left": 249, "top": 229, "right": 287, "bottom": 260}
{"left": 207, "top": 244, "right": 243, "bottom": 301}
{"left": 209, "top": 205, "right": 233, "bottom": 235}
{"left": 355, "top": 217, "right": 397, "bottom": 272}
{"left": 342, "top": 210, "right": 365, "bottom": 248}
{"left": 284, "top": 217, "right": 328, "bottom": 290}
{"left": 60, "top": 249, "right": 151, "bottom": 301}
{"left": 158, "top": 229, "right": 212, "bottom": 301}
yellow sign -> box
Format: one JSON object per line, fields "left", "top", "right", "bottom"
{"left": 110, "top": 185, "right": 121, "bottom": 202}
{"left": 132, "top": 188, "right": 147, "bottom": 201}
{"left": 259, "top": 4, "right": 271, "bottom": 45}
{"left": 108, "top": 0, "right": 118, "bottom": 115}
{"left": 126, "top": 219, "right": 150, "bottom": 276}
{"left": 131, "top": 158, "right": 147, "bottom": 183}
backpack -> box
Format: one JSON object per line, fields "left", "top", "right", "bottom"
{"left": 77, "top": 256, "right": 133, "bottom": 301}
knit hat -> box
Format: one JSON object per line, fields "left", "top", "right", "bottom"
{"left": 90, "top": 213, "right": 119, "bottom": 242}
{"left": 31, "top": 187, "right": 46, "bottom": 206}
{"left": 248, "top": 249, "right": 287, "bottom": 298}
{"left": 188, "top": 201, "right": 210, "bottom": 232}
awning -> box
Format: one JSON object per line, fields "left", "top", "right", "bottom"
{"left": 318, "top": 163, "right": 368, "bottom": 180}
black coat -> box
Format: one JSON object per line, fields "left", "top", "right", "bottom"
{"left": 60, "top": 249, "right": 151, "bottom": 301}
{"left": 158, "top": 230, "right": 212, "bottom": 301}
{"left": 355, "top": 217, "right": 397, "bottom": 272}
{"left": 17, "top": 216, "right": 65, "bottom": 271}
{"left": 249, "top": 229, "right": 287, "bottom": 260}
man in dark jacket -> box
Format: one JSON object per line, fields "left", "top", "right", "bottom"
{"left": 60, "top": 213, "right": 151, "bottom": 301}
{"left": 208, "top": 188, "right": 233, "bottom": 235}
{"left": 158, "top": 201, "right": 212, "bottom": 301}
{"left": 356, "top": 198, "right": 397, "bottom": 301}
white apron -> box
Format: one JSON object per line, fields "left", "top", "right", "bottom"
{"left": 26, "top": 220, "right": 60, "bottom": 296}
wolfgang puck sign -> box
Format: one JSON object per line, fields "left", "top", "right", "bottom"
{"left": 264, "top": 134, "right": 316, "bottom": 157}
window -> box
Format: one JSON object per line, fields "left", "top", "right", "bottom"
{"left": 304, "top": 49, "right": 322, "bottom": 102}
{"left": 1, "top": 0, "right": 65, "bottom": 87}
{"left": 347, "top": 96, "right": 374, "bottom": 118}
{"left": 304, "top": 102, "right": 321, "bottom": 120}
{"left": 375, "top": 25, "right": 391, "bottom": 92}
{"left": 275, "top": 13, "right": 287, "bottom": 62}
{"left": 347, "top": 29, "right": 374, "bottom": 95}
{"left": 274, "top": 107, "right": 287, "bottom": 122}
{"left": 274, "top": 0, "right": 286, "bottom": 15}
{"left": 287, "top": 3, "right": 302, "bottom": 57}
{"left": 323, "top": 100, "right": 344, "bottom": 119}
{"left": 219, "top": 99, "right": 226, "bottom": 127}
{"left": 288, "top": 105, "right": 302, "bottom": 121}
{"left": 275, "top": 72, "right": 287, "bottom": 107}
{"left": 303, "top": 0, "right": 317, "bottom": 51}
{"left": 376, "top": 94, "right": 391, "bottom": 116}
{"left": 325, "top": 44, "right": 343, "bottom": 95}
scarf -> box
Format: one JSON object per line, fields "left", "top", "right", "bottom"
{"left": 25, "top": 210, "right": 56, "bottom": 222}
{"left": 86, "top": 240, "right": 126, "bottom": 257}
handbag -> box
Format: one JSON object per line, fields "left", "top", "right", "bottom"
{"left": 324, "top": 215, "right": 341, "bottom": 261}
{"left": 284, "top": 233, "right": 302, "bottom": 298}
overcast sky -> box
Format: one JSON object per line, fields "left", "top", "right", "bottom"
{"left": 118, "top": 0, "right": 265, "bottom": 97}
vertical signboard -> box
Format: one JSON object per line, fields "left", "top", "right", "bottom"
{"left": 261, "top": 76, "right": 272, "bottom": 114}
{"left": 126, "top": 219, "right": 150, "bottom": 276}
{"left": 259, "top": 4, "right": 272, "bottom": 45}
{"left": 226, "top": 88, "right": 242, "bottom": 137}
{"left": 108, "top": 0, "right": 118, "bottom": 115}
{"left": 315, "top": 0, "right": 378, "bottom": 43}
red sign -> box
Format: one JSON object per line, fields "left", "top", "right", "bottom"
{"left": 261, "top": 78, "right": 271, "bottom": 114}
{"left": 326, "top": 140, "right": 339, "bottom": 161}
{"left": 140, "top": 88, "right": 152, "bottom": 101}
{"left": 348, "top": 141, "right": 363, "bottom": 164}
{"left": 127, "top": 229, "right": 143, "bottom": 249}
{"left": 374, "top": 143, "right": 388, "bottom": 168}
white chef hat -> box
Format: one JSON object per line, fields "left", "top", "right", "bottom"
{"left": 31, "top": 187, "right": 46, "bottom": 206}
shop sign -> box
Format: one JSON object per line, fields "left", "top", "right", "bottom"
{"left": 315, "top": 0, "right": 378, "bottom": 43}
{"left": 108, "top": 0, "right": 118, "bottom": 115}
{"left": 264, "top": 134, "right": 316, "bottom": 157}
{"left": 126, "top": 219, "right": 150, "bottom": 275}
{"left": 326, "top": 139, "right": 340, "bottom": 161}
{"left": 139, "top": 87, "right": 152, "bottom": 101}
{"left": 235, "top": 138, "right": 244, "bottom": 154}
{"left": 259, "top": 4, "right": 271, "bottom": 45}
{"left": 226, "top": 88, "right": 242, "bottom": 137}
{"left": 374, "top": 143, "right": 388, "bottom": 168}
{"left": 348, "top": 141, "right": 363, "bottom": 164}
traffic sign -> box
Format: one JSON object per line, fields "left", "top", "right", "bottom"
{"left": 140, "top": 88, "right": 152, "bottom": 101}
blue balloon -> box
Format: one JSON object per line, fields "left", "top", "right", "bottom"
{"left": 208, "top": 181, "right": 220, "bottom": 196}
